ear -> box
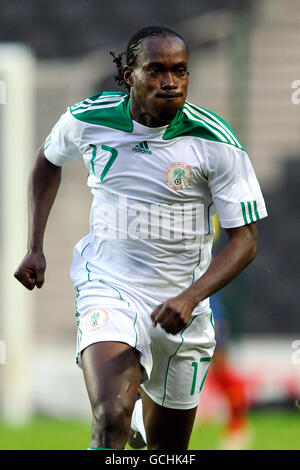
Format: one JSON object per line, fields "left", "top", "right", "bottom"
{"left": 123, "top": 65, "right": 133, "bottom": 87}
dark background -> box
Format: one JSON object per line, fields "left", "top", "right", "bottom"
{"left": 0, "top": 0, "right": 243, "bottom": 57}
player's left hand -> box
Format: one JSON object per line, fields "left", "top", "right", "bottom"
{"left": 150, "top": 293, "right": 197, "bottom": 335}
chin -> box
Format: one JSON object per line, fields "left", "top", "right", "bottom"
{"left": 154, "top": 101, "right": 182, "bottom": 122}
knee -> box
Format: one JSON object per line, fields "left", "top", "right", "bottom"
{"left": 92, "top": 398, "right": 133, "bottom": 435}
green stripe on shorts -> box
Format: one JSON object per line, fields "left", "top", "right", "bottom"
{"left": 161, "top": 316, "right": 197, "bottom": 406}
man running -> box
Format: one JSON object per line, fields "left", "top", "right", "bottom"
{"left": 14, "top": 26, "right": 267, "bottom": 450}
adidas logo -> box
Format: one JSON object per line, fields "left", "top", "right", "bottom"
{"left": 131, "top": 141, "right": 152, "bottom": 155}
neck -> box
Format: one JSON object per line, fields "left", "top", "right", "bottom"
{"left": 129, "top": 98, "right": 175, "bottom": 128}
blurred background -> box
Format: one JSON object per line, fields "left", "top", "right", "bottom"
{"left": 0, "top": 0, "right": 299, "bottom": 450}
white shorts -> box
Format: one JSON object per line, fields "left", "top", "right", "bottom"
{"left": 74, "top": 279, "right": 216, "bottom": 410}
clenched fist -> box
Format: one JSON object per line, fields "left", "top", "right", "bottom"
{"left": 14, "top": 250, "right": 46, "bottom": 290}
{"left": 150, "top": 292, "right": 197, "bottom": 335}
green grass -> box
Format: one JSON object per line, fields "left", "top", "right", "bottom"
{"left": 189, "top": 410, "right": 300, "bottom": 450}
{"left": 0, "top": 411, "right": 299, "bottom": 450}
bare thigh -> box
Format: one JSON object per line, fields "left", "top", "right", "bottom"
{"left": 140, "top": 388, "right": 197, "bottom": 450}
{"left": 82, "top": 341, "right": 143, "bottom": 448}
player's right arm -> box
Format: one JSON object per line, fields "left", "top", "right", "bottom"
{"left": 14, "top": 146, "right": 62, "bottom": 290}
{"left": 14, "top": 108, "right": 83, "bottom": 290}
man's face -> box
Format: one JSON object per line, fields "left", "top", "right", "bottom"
{"left": 125, "top": 35, "right": 189, "bottom": 126}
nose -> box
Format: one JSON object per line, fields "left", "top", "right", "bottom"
{"left": 161, "top": 72, "right": 177, "bottom": 89}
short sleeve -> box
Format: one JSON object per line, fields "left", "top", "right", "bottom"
{"left": 206, "top": 143, "right": 268, "bottom": 228}
{"left": 43, "top": 109, "right": 83, "bottom": 166}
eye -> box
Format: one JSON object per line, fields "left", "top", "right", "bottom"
{"left": 148, "top": 67, "right": 160, "bottom": 76}
{"left": 175, "top": 67, "right": 187, "bottom": 77}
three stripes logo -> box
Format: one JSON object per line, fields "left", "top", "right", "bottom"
{"left": 241, "top": 200, "right": 260, "bottom": 224}
{"left": 132, "top": 141, "right": 152, "bottom": 155}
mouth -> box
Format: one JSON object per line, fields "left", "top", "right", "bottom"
{"left": 156, "top": 93, "right": 183, "bottom": 99}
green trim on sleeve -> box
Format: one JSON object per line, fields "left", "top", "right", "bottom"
{"left": 241, "top": 201, "right": 249, "bottom": 224}
{"left": 247, "top": 201, "right": 254, "bottom": 223}
{"left": 253, "top": 200, "right": 260, "bottom": 220}
{"left": 241, "top": 200, "right": 261, "bottom": 225}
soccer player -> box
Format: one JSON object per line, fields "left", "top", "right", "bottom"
{"left": 14, "top": 26, "right": 267, "bottom": 450}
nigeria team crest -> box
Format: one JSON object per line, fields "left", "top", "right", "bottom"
{"left": 86, "top": 307, "right": 108, "bottom": 332}
{"left": 165, "top": 163, "right": 193, "bottom": 190}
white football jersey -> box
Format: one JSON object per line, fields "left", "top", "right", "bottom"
{"left": 44, "top": 91, "right": 267, "bottom": 313}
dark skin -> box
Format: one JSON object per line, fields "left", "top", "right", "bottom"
{"left": 14, "top": 35, "right": 258, "bottom": 450}
{"left": 124, "top": 35, "right": 189, "bottom": 127}
{"left": 14, "top": 148, "right": 61, "bottom": 290}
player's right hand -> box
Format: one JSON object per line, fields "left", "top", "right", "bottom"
{"left": 14, "top": 250, "right": 46, "bottom": 290}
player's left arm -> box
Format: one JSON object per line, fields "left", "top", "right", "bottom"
{"left": 151, "top": 139, "right": 267, "bottom": 335}
{"left": 151, "top": 222, "right": 257, "bottom": 334}
{"left": 186, "top": 221, "right": 257, "bottom": 303}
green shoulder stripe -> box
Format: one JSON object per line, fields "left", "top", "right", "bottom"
{"left": 69, "top": 91, "right": 133, "bottom": 132}
{"left": 163, "top": 102, "right": 245, "bottom": 151}
{"left": 188, "top": 102, "right": 244, "bottom": 150}
{"left": 71, "top": 91, "right": 126, "bottom": 112}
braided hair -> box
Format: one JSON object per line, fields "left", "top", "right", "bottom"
{"left": 110, "top": 26, "right": 187, "bottom": 91}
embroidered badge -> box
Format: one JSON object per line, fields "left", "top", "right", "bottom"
{"left": 86, "top": 307, "right": 108, "bottom": 332}
{"left": 165, "top": 162, "right": 193, "bottom": 190}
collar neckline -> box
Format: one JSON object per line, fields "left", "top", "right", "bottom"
{"left": 132, "top": 119, "right": 168, "bottom": 134}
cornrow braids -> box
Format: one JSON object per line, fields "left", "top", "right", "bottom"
{"left": 110, "top": 26, "right": 188, "bottom": 91}
{"left": 110, "top": 51, "right": 127, "bottom": 89}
